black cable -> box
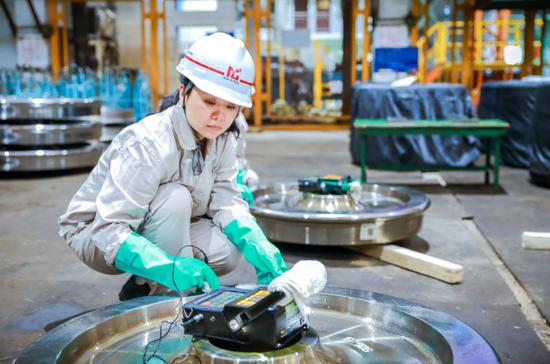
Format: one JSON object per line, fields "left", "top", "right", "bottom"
{"left": 178, "top": 244, "right": 209, "bottom": 265}
{"left": 142, "top": 317, "right": 179, "bottom": 363}
{"left": 142, "top": 244, "right": 210, "bottom": 363}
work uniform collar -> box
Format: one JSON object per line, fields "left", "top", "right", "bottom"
{"left": 169, "top": 104, "right": 200, "bottom": 150}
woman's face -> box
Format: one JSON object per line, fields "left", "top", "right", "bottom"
{"left": 181, "top": 85, "right": 240, "bottom": 140}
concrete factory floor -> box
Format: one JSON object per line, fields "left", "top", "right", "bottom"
{"left": 1, "top": 131, "right": 550, "bottom": 363}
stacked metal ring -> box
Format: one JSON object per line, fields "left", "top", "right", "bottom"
{"left": 0, "top": 97, "right": 104, "bottom": 172}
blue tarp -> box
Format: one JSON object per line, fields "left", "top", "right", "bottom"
{"left": 529, "top": 83, "right": 550, "bottom": 187}
{"left": 478, "top": 80, "right": 545, "bottom": 168}
{"left": 531, "top": 83, "right": 550, "bottom": 167}
{"left": 350, "top": 83, "right": 480, "bottom": 166}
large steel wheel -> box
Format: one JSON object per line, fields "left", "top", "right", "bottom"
{"left": 251, "top": 183, "right": 430, "bottom": 245}
{"left": 15, "top": 287, "right": 498, "bottom": 364}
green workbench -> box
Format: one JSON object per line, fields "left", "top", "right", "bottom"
{"left": 353, "top": 118, "right": 510, "bottom": 192}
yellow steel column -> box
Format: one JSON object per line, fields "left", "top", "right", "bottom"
{"left": 142, "top": 0, "right": 166, "bottom": 108}
{"left": 472, "top": 9, "right": 483, "bottom": 95}
{"left": 496, "top": 10, "right": 511, "bottom": 64}
{"left": 361, "top": 0, "right": 371, "bottom": 81}
{"left": 350, "top": 0, "right": 372, "bottom": 85}
{"left": 474, "top": 10, "right": 483, "bottom": 67}
{"left": 61, "top": 0, "right": 69, "bottom": 71}
{"left": 265, "top": 0, "right": 272, "bottom": 115}
{"left": 411, "top": 0, "right": 420, "bottom": 45}
{"left": 440, "top": 23, "right": 448, "bottom": 65}
{"left": 248, "top": 0, "right": 270, "bottom": 127}
{"left": 243, "top": 0, "right": 251, "bottom": 120}
{"left": 460, "top": 0, "right": 475, "bottom": 89}
{"left": 313, "top": 40, "right": 322, "bottom": 108}
{"left": 279, "top": 44, "right": 285, "bottom": 100}
{"left": 141, "top": 0, "right": 146, "bottom": 72}
{"left": 521, "top": 9, "right": 536, "bottom": 77}
{"left": 48, "top": 0, "right": 61, "bottom": 80}
{"left": 422, "top": 0, "right": 430, "bottom": 80}
{"left": 421, "top": 0, "right": 430, "bottom": 83}
{"left": 450, "top": 0, "right": 458, "bottom": 83}
{"left": 253, "top": 0, "right": 262, "bottom": 127}
{"left": 416, "top": 37, "right": 427, "bottom": 83}
{"left": 413, "top": 0, "right": 429, "bottom": 83}
{"left": 149, "top": 0, "right": 159, "bottom": 107}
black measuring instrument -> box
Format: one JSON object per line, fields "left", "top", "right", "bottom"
{"left": 182, "top": 286, "right": 308, "bottom": 351}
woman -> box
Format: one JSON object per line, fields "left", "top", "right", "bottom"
{"left": 58, "top": 32, "right": 287, "bottom": 300}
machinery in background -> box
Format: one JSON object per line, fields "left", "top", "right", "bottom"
{"left": 0, "top": 67, "right": 153, "bottom": 123}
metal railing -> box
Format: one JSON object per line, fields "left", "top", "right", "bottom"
{"left": 417, "top": 18, "right": 544, "bottom": 82}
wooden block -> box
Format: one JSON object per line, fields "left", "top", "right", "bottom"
{"left": 350, "top": 244, "right": 464, "bottom": 284}
{"left": 422, "top": 172, "right": 447, "bottom": 187}
{"left": 522, "top": 231, "right": 550, "bottom": 250}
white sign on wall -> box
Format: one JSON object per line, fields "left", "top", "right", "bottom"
{"left": 16, "top": 33, "right": 49, "bottom": 69}
{"left": 373, "top": 25, "right": 409, "bottom": 48}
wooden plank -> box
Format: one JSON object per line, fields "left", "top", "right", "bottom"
{"left": 350, "top": 244, "right": 464, "bottom": 284}
{"left": 522, "top": 231, "right": 550, "bottom": 250}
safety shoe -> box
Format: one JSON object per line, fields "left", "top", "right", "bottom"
{"left": 118, "top": 275, "right": 151, "bottom": 301}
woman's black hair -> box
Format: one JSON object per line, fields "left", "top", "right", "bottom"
{"left": 158, "top": 75, "right": 241, "bottom": 138}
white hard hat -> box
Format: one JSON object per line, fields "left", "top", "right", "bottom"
{"left": 176, "top": 32, "right": 255, "bottom": 108}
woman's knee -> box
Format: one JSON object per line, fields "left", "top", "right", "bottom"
{"left": 67, "top": 231, "right": 122, "bottom": 275}
{"left": 214, "top": 249, "right": 242, "bottom": 276}
{"left": 208, "top": 229, "right": 243, "bottom": 276}
{"left": 150, "top": 183, "right": 193, "bottom": 221}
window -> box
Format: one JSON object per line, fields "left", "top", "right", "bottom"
{"left": 176, "top": 26, "right": 219, "bottom": 55}
{"left": 176, "top": 0, "right": 218, "bottom": 12}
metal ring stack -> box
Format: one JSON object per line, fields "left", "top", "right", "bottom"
{"left": 78, "top": 106, "right": 135, "bottom": 143}
{"left": 0, "top": 96, "right": 104, "bottom": 172}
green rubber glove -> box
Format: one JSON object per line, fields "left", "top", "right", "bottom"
{"left": 237, "top": 168, "right": 254, "bottom": 207}
{"left": 115, "top": 232, "right": 220, "bottom": 292}
{"left": 224, "top": 216, "right": 288, "bottom": 284}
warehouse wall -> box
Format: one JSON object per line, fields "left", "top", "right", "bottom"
{"left": 115, "top": 0, "right": 238, "bottom": 93}
{"left": 0, "top": 0, "right": 17, "bottom": 69}
{"left": 0, "top": 0, "right": 49, "bottom": 70}
{"left": 14, "top": 0, "right": 49, "bottom": 69}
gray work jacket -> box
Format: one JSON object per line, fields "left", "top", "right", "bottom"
{"left": 58, "top": 104, "right": 250, "bottom": 265}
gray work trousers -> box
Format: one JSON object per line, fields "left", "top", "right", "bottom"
{"left": 68, "top": 182, "right": 242, "bottom": 280}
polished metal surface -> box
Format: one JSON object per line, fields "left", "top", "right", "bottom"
{"left": 0, "top": 97, "right": 100, "bottom": 120}
{"left": 0, "top": 119, "right": 102, "bottom": 146}
{"left": 14, "top": 287, "right": 499, "bottom": 364}
{"left": 100, "top": 106, "right": 134, "bottom": 123}
{"left": 251, "top": 183, "right": 430, "bottom": 245}
{"left": 77, "top": 108, "right": 134, "bottom": 143}
{"left": 0, "top": 97, "right": 103, "bottom": 171}
{"left": 0, "top": 143, "right": 103, "bottom": 172}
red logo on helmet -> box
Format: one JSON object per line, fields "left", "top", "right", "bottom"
{"left": 226, "top": 66, "right": 241, "bottom": 81}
